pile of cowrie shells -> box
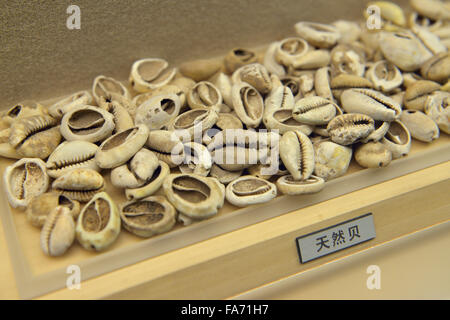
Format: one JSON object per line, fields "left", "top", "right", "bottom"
{"left": 1, "top": 0, "right": 449, "bottom": 257}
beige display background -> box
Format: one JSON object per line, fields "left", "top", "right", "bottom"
{"left": 0, "top": 0, "right": 407, "bottom": 107}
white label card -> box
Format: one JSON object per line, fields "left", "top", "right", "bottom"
{"left": 296, "top": 213, "right": 376, "bottom": 263}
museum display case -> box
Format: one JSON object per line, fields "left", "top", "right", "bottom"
{"left": 0, "top": 0, "right": 449, "bottom": 299}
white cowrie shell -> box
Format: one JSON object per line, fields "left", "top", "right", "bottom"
{"left": 92, "top": 75, "right": 130, "bottom": 105}
{"left": 225, "top": 175, "right": 277, "bottom": 207}
{"left": 95, "top": 125, "right": 149, "bottom": 169}
{"left": 129, "top": 58, "right": 177, "bottom": 93}
{"left": 380, "top": 120, "right": 412, "bottom": 159}
{"left": 48, "top": 91, "right": 93, "bottom": 119}
{"left": 76, "top": 192, "right": 121, "bottom": 252}
{"left": 3, "top": 158, "right": 49, "bottom": 209}
{"left": 135, "top": 94, "right": 181, "bottom": 131}
{"left": 60, "top": 105, "right": 115, "bottom": 143}
{"left": 276, "top": 175, "right": 325, "bottom": 195}
{"left": 41, "top": 206, "right": 75, "bottom": 256}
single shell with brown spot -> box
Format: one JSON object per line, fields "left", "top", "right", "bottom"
{"left": 400, "top": 110, "right": 440, "bottom": 142}
{"left": 380, "top": 120, "right": 412, "bottom": 159}
{"left": 355, "top": 142, "right": 393, "bottom": 168}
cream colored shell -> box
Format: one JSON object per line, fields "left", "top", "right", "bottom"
{"left": 366, "top": 60, "right": 403, "bottom": 93}
{"left": 238, "top": 63, "right": 272, "bottom": 95}
{"left": 52, "top": 168, "right": 105, "bottom": 202}
{"left": 380, "top": 120, "right": 412, "bottom": 158}
{"left": 135, "top": 94, "right": 182, "bottom": 130}
{"left": 314, "top": 140, "right": 353, "bottom": 181}
{"left": 225, "top": 175, "right": 277, "bottom": 207}
{"left": 400, "top": 110, "right": 439, "bottom": 142}
{"left": 275, "top": 37, "right": 309, "bottom": 68}
{"left": 231, "top": 82, "right": 264, "bottom": 128}
{"left": 76, "top": 192, "right": 121, "bottom": 252}
{"left": 263, "top": 42, "right": 286, "bottom": 77}
{"left": 424, "top": 91, "right": 450, "bottom": 134}
{"left": 167, "top": 108, "right": 219, "bottom": 140}
{"left": 110, "top": 148, "right": 160, "bottom": 189}
{"left": 163, "top": 173, "right": 225, "bottom": 220}
{"left": 27, "top": 192, "right": 80, "bottom": 228}
{"left": 341, "top": 89, "right": 402, "bottom": 121}
{"left": 60, "top": 105, "right": 115, "bottom": 143}
{"left": 125, "top": 160, "right": 170, "bottom": 201}
{"left": 95, "top": 124, "right": 149, "bottom": 169}
{"left": 41, "top": 206, "right": 75, "bottom": 256}
{"left": 355, "top": 142, "right": 393, "bottom": 168}
{"left": 99, "top": 98, "right": 135, "bottom": 133}
{"left": 2, "top": 102, "right": 48, "bottom": 126}
{"left": 92, "top": 75, "right": 130, "bottom": 105}
{"left": 145, "top": 130, "right": 185, "bottom": 168}
{"left": 48, "top": 91, "right": 93, "bottom": 119}
{"left": 292, "top": 96, "right": 337, "bottom": 125}
{"left": 129, "top": 58, "right": 177, "bottom": 93}
{"left": 294, "top": 22, "right": 341, "bottom": 48}
{"left": 276, "top": 175, "right": 325, "bottom": 195}
{"left": 9, "top": 114, "right": 61, "bottom": 159}
{"left": 187, "top": 81, "right": 223, "bottom": 110}
{"left": 379, "top": 31, "right": 433, "bottom": 72}
{"left": 327, "top": 113, "right": 375, "bottom": 145}
{"left": 179, "top": 142, "right": 212, "bottom": 176}
{"left": 279, "top": 130, "right": 315, "bottom": 181}
{"left": 46, "top": 140, "right": 100, "bottom": 178}
{"left": 120, "top": 195, "right": 176, "bottom": 238}
{"left": 3, "top": 158, "right": 49, "bottom": 209}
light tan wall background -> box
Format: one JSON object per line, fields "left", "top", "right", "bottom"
{"left": 0, "top": 0, "right": 408, "bottom": 107}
